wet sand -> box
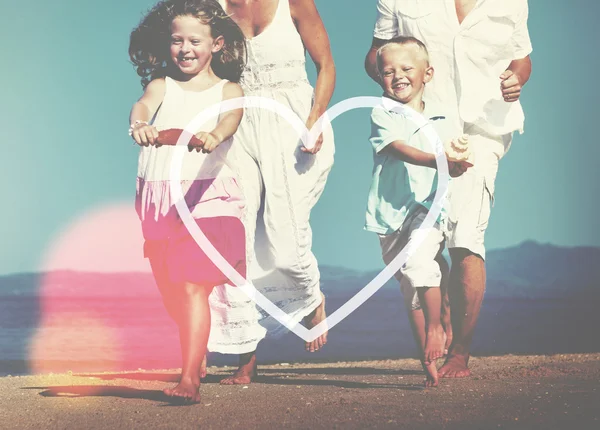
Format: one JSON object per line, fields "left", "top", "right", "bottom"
{"left": 2, "top": 353, "right": 599, "bottom": 429}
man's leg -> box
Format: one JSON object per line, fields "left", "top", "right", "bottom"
{"left": 439, "top": 248, "right": 486, "bottom": 378}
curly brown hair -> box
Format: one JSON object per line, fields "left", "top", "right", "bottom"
{"left": 129, "top": 0, "right": 246, "bottom": 88}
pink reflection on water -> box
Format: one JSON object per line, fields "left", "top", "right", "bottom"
{"left": 30, "top": 203, "right": 179, "bottom": 374}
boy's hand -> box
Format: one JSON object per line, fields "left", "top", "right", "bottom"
{"left": 448, "top": 159, "right": 472, "bottom": 178}
{"left": 192, "top": 132, "right": 221, "bottom": 153}
{"left": 131, "top": 123, "right": 159, "bottom": 147}
{"left": 500, "top": 70, "right": 522, "bottom": 102}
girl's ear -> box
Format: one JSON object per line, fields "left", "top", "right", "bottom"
{"left": 212, "top": 35, "right": 225, "bottom": 53}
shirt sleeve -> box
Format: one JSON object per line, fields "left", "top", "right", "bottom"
{"left": 510, "top": 1, "right": 533, "bottom": 59}
{"left": 370, "top": 107, "right": 407, "bottom": 154}
{"left": 373, "top": 0, "right": 399, "bottom": 40}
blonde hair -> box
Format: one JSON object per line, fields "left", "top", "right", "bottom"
{"left": 375, "top": 36, "right": 430, "bottom": 75}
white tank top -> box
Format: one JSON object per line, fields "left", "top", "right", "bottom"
{"left": 219, "top": 0, "right": 310, "bottom": 93}
{"left": 137, "top": 77, "right": 234, "bottom": 181}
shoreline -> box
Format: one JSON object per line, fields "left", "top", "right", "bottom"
{"left": 2, "top": 353, "right": 599, "bottom": 429}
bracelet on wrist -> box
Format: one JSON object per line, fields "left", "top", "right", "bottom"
{"left": 128, "top": 120, "right": 149, "bottom": 136}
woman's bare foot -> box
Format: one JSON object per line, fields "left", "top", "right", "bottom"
{"left": 163, "top": 376, "right": 201, "bottom": 403}
{"left": 439, "top": 353, "right": 471, "bottom": 378}
{"left": 421, "top": 359, "right": 439, "bottom": 388}
{"left": 304, "top": 293, "right": 328, "bottom": 352}
{"left": 220, "top": 352, "right": 257, "bottom": 385}
{"left": 200, "top": 355, "right": 207, "bottom": 379}
{"left": 424, "top": 326, "right": 446, "bottom": 364}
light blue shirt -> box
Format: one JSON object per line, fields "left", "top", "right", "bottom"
{"left": 365, "top": 99, "right": 455, "bottom": 235}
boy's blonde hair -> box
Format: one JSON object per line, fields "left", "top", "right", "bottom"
{"left": 375, "top": 36, "right": 430, "bottom": 75}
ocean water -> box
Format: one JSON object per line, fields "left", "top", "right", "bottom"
{"left": 1, "top": 286, "right": 599, "bottom": 376}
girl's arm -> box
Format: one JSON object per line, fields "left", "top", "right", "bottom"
{"left": 129, "top": 78, "right": 166, "bottom": 146}
{"left": 290, "top": 0, "right": 336, "bottom": 154}
{"left": 194, "top": 82, "right": 244, "bottom": 153}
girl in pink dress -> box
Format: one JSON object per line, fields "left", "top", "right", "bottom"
{"left": 128, "top": 0, "right": 246, "bottom": 403}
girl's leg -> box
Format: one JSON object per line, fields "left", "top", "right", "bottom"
{"left": 148, "top": 250, "right": 180, "bottom": 324}
{"left": 164, "top": 282, "right": 212, "bottom": 403}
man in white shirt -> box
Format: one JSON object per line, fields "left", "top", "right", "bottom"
{"left": 365, "top": 0, "right": 532, "bottom": 378}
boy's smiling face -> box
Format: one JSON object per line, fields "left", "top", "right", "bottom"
{"left": 378, "top": 43, "right": 433, "bottom": 109}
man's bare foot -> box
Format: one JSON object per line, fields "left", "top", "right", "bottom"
{"left": 163, "top": 376, "right": 201, "bottom": 403}
{"left": 424, "top": 326, "right": 446, "bottom": 364}
{"left": 421, "top": 359, "right": 439, "bottom": 388}
{"left": 304, "top": 292, "right": 328, "bottom": 352}
{"left": 200, "top": 355, "right": 207, "bottom": 379}
{"left": 220, "top": 353, "right": 257, "bottom": 385}
{"left": 439, "top": 353, "right": 471, "bottom": 378}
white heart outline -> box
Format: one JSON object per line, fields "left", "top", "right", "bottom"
{"left": 169, "top": 96, "right": 450, "bottom": 342}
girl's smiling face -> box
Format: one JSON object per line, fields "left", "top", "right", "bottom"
{"left": 169, "top": 15, "right": 223, "bottom": 76}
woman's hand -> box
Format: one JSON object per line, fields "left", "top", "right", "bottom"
{"left": 301, "top": 113, "right": 324, "bottom": 154}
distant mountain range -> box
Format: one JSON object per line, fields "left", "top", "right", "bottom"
{"left": 1, "top": 241, "right": 598, "bottom": 300}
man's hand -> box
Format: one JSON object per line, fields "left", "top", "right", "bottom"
{"left": 500, "top": 70, "right": 523, "bottom": 102}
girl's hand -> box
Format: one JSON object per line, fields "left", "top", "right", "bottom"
{"left": 131, "top": 123, "right": 159, "bottom": 147}
{"left": 191, "top": 132, "right": 221, "bottom": 153}
{"left": 301, "top": 114, "right": 324, "bottom": 154}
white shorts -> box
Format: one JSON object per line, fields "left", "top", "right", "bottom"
{"left": 379, "top": 210, "right": 445, "bottom": 311}
{"left": 444, "top": 123, "right": 513, "bottom": 260}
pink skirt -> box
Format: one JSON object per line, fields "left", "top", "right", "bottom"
{"left": 143, "top": 216, "right": 246, "bottom": 287}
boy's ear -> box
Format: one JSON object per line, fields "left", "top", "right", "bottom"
{"left": 424, "top": 65, "right": 434, "bottom": 84}
{"left": 212, "top": 35, "right": 225, "bottom": 53}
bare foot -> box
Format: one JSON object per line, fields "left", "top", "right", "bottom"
{"left": 220, "top": 353, "right": 257, "bottom": 385}
{"left": 200, "top": 355, "right": 207, "bottom": 379}
{"left": 163, "top": 376, "right": 201, "bottom": 403}
{"left": 421, "top": 359, "right": 439, "bottom": 388}
{"left": 304, "top": 292, "right": 328, "bottom": 352}
{"left": 424, "top": 326, "right": 446, "bottom": 364}
{"left": 439, "top": 353, "right": 471, "bottom": 378}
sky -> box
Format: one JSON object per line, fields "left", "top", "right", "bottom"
{"left": 1, "top": 0, "right": 599, "bottom": 275}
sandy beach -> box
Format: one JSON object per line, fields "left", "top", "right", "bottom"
{"left": 1, "top": 353, "right": 598, "bottom": 429}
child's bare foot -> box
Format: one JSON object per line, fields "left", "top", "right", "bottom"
{"left": 220, "top": 352, "right": 257, "bottom": 385}
{"left": 424, "top": 326, "right": 446, "bottom": 364}
{"left": 304, "top": 292, "right": 328, "bottom": 352}
{"left": 422, "top": 359, "right": 439, "bottom": 388}
{"left": 163, "top": 376, "right": 201, "bottom": 403}
{"left": 441, "top": 319, "right": 452, "bottom": 356}
{"left": 439, "top": 353, "right": 471, "bottom": 378}
{"left": 200, "top": 355, "right": 207, "bottom": 379}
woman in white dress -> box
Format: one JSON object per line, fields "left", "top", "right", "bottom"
{"left": 208, "top": 0, "right": 335, "bottom": 384}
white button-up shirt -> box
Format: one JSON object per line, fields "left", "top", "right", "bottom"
{"left": 374, "top": 0, "right": 533, "bottom": 136}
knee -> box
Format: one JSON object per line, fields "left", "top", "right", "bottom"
{"left": 449, "top": 247, "right": 483, "bottom": 264}
{"left": 181, "top": 282, "right": 212, "bottom": 299}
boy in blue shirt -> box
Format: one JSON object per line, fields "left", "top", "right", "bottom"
{"left": 365, "top": 36, "right": 470, "bottom": 387}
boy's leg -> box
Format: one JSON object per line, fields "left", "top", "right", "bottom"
{"left": 400, "top": 281, "right": 439, "bottom": 388}
{"left": 416, "top": 287, "right": 446, "bottom": 364}
{"left": 164, "top": 282, "right": 212, "bottom": 403}
{"left": 437, "top": 254, "right": 452, "bottom": 353}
